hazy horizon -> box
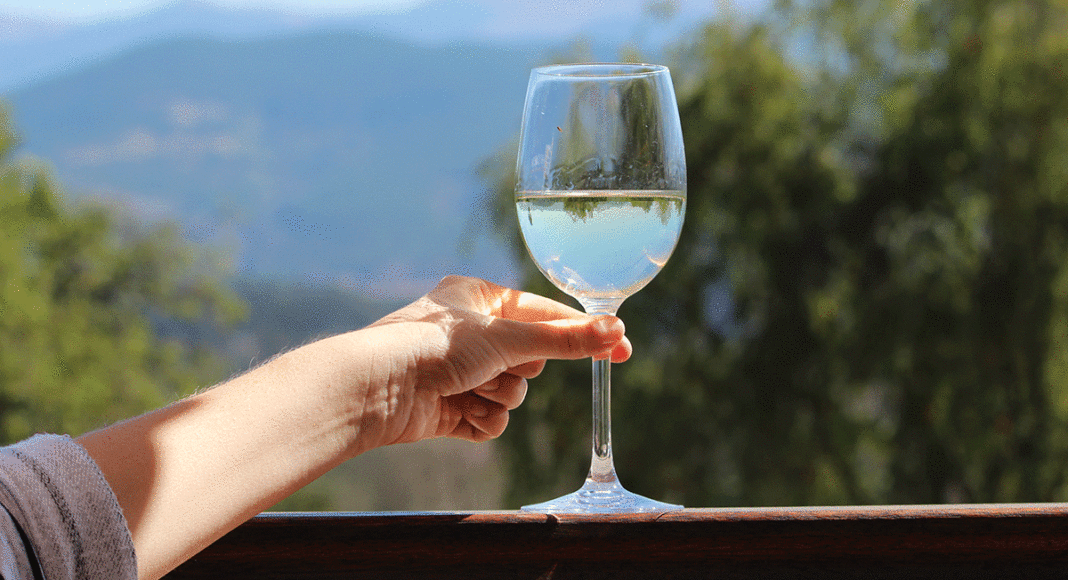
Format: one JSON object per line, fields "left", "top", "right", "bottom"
{"left": 2, "top": 0, "right": 427, "bottom": 22}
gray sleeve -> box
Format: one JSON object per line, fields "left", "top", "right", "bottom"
{"left": 0, "top": 434, "right": 136, "bottom": 580}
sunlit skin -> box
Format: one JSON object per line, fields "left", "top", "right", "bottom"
{"left": 77, "top": 276, "right": 631, "bottom": 580}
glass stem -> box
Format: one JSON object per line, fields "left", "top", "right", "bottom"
{"left": 583, "top": 300, "right": 622, "bottom": 485}
{"left": 589, "top": 356, "right": 616, "bottom": 483}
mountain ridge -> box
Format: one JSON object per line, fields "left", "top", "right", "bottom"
{"left": 1, "top": 0, "right": 735, "bottom": 297}
{"left": 0, "top": 0, "right": 721, "bottom": 91}
{"left": 6, "top": 30, "right": 543, "bottom": 297}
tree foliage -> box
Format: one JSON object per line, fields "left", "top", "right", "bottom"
{"left": 489, "top": 0, "right": 1068, "bottom": 507}
{"left": 0, "top": 103, "right": 244, "bottom": 443}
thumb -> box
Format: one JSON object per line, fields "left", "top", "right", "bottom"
{"left": 486, "top": 315, "right": 626, "bottom": 365}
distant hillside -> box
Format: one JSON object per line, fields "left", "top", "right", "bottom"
{"left": 7, "top": 31, "right": 540, "bottom": 296}
{"left": 0, "top": 0, "right": 724, "bottom": 91}
{"left": 0, "top": 0, "right": 731, "bottom": 297}
{"left": 227, "top": 275, "right": 410, "bottom": 365}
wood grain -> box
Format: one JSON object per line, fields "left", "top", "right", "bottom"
{"left": 166, "top": 505, "right": 1068, "bottom": 579}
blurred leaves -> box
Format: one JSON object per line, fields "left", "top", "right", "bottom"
{"left": 0, "top": 102, "right": 244, "bottom": 442}
{"left": 490, "top": 0, "right": 1068, "bottom": 507}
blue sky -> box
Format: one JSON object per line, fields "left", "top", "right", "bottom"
{"left": 2, "top": 0, "right": 427, "bottom": 20}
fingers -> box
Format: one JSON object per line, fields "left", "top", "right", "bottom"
{"left": 595, "top": 335, "right": 633, "bottom": 363}
{"left": 430, "top": 276, "right": 588, "bottom": 323}
{"left": 439, "top": 371, "right": 528, "bottom": 442}
{"left": 494, "top": 288, "right": 588, "bottom": 323}
{"left": 508, "top": 359, "right": 546, "bottom": 379}
{"left": 486, "top": 314, "right": 627, "bottom": 365}
{"left": 443, "top": 392, "right": 511, "bottom": 442}
{"left": 474, "top": 373, "right": 528, "bottom": 408}
{"left": 422, "top": 276, "right": 634, "bottom": 445}
{"left": 429, "top": 276, "right": 631, "bottom": 364}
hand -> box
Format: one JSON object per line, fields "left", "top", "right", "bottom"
{"left": 79, "top": 275, "right": 630, "bottom": 580}
{"left": 351, "top": 276, "right": 631, "bottom": 450}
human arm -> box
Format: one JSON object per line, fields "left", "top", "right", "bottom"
{"left": 76, "top": 276, "right": 630, "bottom": 580}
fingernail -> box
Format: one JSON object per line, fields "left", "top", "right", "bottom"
{"left": 469, "top": 404, "right": 489, "bottom": 418}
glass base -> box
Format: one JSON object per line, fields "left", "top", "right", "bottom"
{"left": 521, "top": 479, "right": 682, "bottom": 514}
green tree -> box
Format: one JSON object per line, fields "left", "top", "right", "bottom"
{"left": 832, "top": 0, "right": 1068, "bottom": 503}
{"left": 489, "top": 0, "right": 1068, "bottom": 507}
{"left": 0, "top": 103, "right": 244, "bottom": 443}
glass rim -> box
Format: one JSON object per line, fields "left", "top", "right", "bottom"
{"left": 531, "top": 62, "right": 669, "bottom": 78}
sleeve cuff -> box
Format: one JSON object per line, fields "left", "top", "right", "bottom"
{"left": 0, "top": 434, "right": 137, "bottom": 580}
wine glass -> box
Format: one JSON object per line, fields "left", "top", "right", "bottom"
{"left": 514, "top": 63, "right": 686, "bottom": 514}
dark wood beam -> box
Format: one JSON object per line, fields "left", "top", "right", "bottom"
{"left": 167, "top": 504, "right": 1068, "bottom": 579}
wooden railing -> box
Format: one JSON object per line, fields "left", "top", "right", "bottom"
{"left": 166, "top": 504, "right": 1068, "bottom": 579}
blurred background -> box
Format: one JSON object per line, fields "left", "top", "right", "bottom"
{"left": 2, "top": 0, "right": 1067, "bottom": 511}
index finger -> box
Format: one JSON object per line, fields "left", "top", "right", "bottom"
{"left": 494, "top": 287, "right": 588, "bottom": 323}
{"left": 484, "top": 315, "right": 627, "bottom": 366}
{"left": 429, "top": 276, "right": 589, "bottom": 323}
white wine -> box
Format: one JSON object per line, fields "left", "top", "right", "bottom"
{"left": 516, "top": 191, "right": 685, "bottom": 303}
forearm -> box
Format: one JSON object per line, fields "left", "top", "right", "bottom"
{"left": 77, "top": 332, "right": 369, "bottom": 580}
{"left": 71, "top": 276, "right": 626, "bottom": 580}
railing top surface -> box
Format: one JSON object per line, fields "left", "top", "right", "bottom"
{"left": 252, "top": 502, "right": 1068, "bottom": 523}
{"left": 169, "top": 504, "right": 1068, "bottom": 579}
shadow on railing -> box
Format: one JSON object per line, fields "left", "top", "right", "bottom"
{"left": 165, "top": 505, "right": 1068, "bottom": 579}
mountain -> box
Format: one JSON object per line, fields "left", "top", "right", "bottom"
{"left": 6, "top": 31, "right": 541, "bottom": 296}
{"left": 1, "top": 1, "right": 318, "bottom": 91}
{"left": 0, "top": 0, "right": 726, "bottom": 92}
{"left": 0, "top": 0, "right": 733, "bottom": 297}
